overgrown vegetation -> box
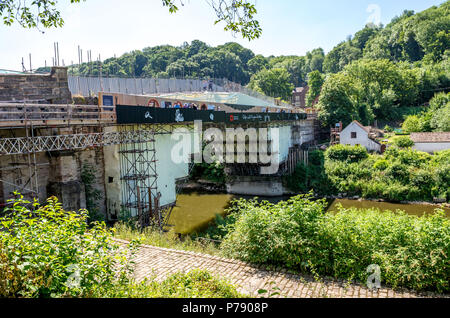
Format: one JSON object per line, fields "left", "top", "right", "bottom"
{"left": 219, "top": 194, "right": 450, "bottom": 293}
{"left": 191, "top": 162, "right": 226, "bottom": 184}
{"left": 114, "top": 222, "right": 222, "bottom": 256}
{"left": 97, "top": 269, "right": 245, "bottom": 298}
{"left": 0, "top": 194, "right": 241, "bottom": 298}
{"left": 391, "top": 136, "right": 414, "bottom": 148}
{"left": 0, "top": 194, "right": 139, "bottom": 298}
{"left": 81, "top": 163, "right": 104, "bottom": 223}
{"left": 286, "top": 145, "right": 450, "bottom": 202}
{"left": 402, "top": 92, "right": 450, "bottom": 133}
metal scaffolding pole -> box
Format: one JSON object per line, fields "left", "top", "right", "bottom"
{"left": 118, "top": 124, "right": 173, "bottom": 230}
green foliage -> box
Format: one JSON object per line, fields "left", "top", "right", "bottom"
{"left": 248, "top": 68, "right": 294, "bottom": 101}
{"left": 317, "top": 2, "right": 449, "bottom": 127}
{"left": 392, "top": 136, "right": 414, "bottom": 148}
{"left": 3, "top": 0, "right": 260, "bottom": 41}
{"left": 286, "top": 145, "right": 449, "bottom": 203}
{"left": 363, "top": 3, "right": 449, "bottom": 63}
{"left": 325, "top": 145, "right": 368, "bottom": 163}
{"left": 0, "top": 194, "right": 139, "bottom": 298}
{"left": 80, "top": 164, "right": 104, "bottom": 223}
{"left": 0, "top": 0, "right": 84, "bottom": 28}
{"left": 191, "top": 161, "right": 226, "bottom": 184}
{"left": 322, "top": 24, "right": 382, "bottom": 74}
{"left": 221, "top": 194, "right": 450, "bottom": 293}
{"left": 113, "top": 222, "right": 221, "bottom": 256}
{"left": 284, "top": 150, "right": 333, "bottom": 196}
{"left": 402, "top": 115, "right": 425, "bottom": 133}
{"left": 316, "top": 72, "right": 358, "bottom": 126}
{"left": 306, "top": 70, "right": 324, "bottom": 107}
{"left": 402, "top": 92, "right": 450, "bottom": 133}
{"left": 100, "top": 269, "right": 245, "bottom": 298}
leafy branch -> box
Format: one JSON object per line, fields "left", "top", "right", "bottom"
{"left": 1, "top": 0, "right": 261, "bottom": 40}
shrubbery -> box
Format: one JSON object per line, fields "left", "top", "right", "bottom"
{"left": 287, "top": 145, "right": 450, "bottom": 202}
{"left": 220, "top": 194, "right": 450, "bottom": 293}
{"left": 325, "top": 144, "right": 368, "bottom": 163}
{"left": 402, "top": 92, "right": 450, "bottom": 133}
{"left": 392, "top": 136, "right": 414, "bottom": 148}
{"left": 0, "top": 194, "right": 139, "bottom": 298}
{"left": 0, "top": 194, "right": 241, "bottom": 298}
{"left": 98, "top": 270, "right": 244, "bottom": 298}
{"left": 191, "top": 162, "right": 226, "bottom": 184}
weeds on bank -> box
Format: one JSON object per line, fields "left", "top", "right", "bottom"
{"left": 113, "top": 222, "right": 222, "bottom": 257}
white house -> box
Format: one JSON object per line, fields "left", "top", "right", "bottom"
{"left": 410, "top": 132, "right": 450, "bottom": 153}
{"left": 340, "top": 121, "right": 382, "bottom": 153}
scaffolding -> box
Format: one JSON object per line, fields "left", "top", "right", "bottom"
{"left": 0, "top": 117, "right": 42, "bottom": 207}
{"left": 118, "top": 124, "right": 173, "bottom": 229}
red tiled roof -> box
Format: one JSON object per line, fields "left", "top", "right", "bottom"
{"left": 410, "top": 132, "right": 450, "bottom": 143}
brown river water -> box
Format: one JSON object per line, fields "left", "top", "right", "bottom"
{"left": 168, "top": 192, "right": 450, "bottom": 235}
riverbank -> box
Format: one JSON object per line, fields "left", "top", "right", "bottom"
{"left": 169, "top": 189, "right": 450, "bottom": 236}
{"left": 180, "top": 180, "right": 450, "bottom": 209}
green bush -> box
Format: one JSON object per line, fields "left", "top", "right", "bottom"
{"left": 325, "top": 144, "right": 368, "bottom": 163}
{"left": 99, "top": 270, "right": 245, "bottom": 298}
{"left": 392, "top": 136, "right": 414, "bottom": 148}
{"left": 0, "top": 194, "right": 139, "bottom": 298}
{"left": 402, "top": 115, "right": 424, "bottom": 133}
{"left": 286, "top": 146, "right": 448, "bottom": 203}
{"left": 221, "top": 194, "right": 450, "bottom": 293}
{"left": 191, "top": 162, "right": 225, "bottom": 183}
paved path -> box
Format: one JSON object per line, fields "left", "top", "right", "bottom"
{"left": 116, "top": 239, "right": 446, "bottom": 298}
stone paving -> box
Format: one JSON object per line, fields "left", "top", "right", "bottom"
{"left": 115, "top": 239, "right": 447, "bottom": 298}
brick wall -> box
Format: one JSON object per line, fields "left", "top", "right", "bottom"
{"left": 0, "top": 67, "right": 71, "bottom": 103}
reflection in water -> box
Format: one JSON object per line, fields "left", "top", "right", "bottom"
{"left": 169, "top": 192, "right": 450, "bottom": 234}
{"left": 327, "top": 199, "right": 450, "bottom": 218}
{"left": 168, "top": 192, "right": 234, "bottom": 234}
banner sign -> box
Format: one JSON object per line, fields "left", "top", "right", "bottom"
{"left": 116, "top": 106, "right": 306, "bottom": 125}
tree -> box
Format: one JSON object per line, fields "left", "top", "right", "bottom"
{"left": 305, "top": 71, "right": 324, "bottom": 107}
{"left": 248, "top": 68, "right": 294, "bottom": 101}
{"left": 1, "top": 0, "right": 262, "bottom": 40}
{"left": 247, "top": 55, "right": 268, "bottom": 74}
{"left": 316, "top": 73, "right": 358, "bottom": 127}
{"left": 323, "top": 41, "right": 362, "bottom": 74}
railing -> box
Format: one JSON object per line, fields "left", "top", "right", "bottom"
{"left": 68, "top": 76, "right": 293, "bottom": 109}
{"left": 0, "top": 103, "right": 116, "bottom": 127}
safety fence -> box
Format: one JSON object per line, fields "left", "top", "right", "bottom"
{"left": 68, "top": 76, "right": 292, "bottom": 108}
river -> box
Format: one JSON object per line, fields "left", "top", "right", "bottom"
{"left": 168, "top": 192, "right": 450, "bottom": 234}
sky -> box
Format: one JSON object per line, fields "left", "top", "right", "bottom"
{"left": 0, "top": 0, "right": 445, "bottom": 71}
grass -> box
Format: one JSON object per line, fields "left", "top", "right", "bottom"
{"left": 113, "top": 222, "right": 222, "bottom": 256}
{"left": 98, "top": 269, "right": 247, "bottom": 298}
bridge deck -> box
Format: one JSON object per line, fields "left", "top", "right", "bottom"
{"left": 0, "top": 103, "right": 307, "bottom": 129}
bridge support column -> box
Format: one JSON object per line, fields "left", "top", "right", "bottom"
{"left": 47, "top": 151, "right": 86, "bottom": 212}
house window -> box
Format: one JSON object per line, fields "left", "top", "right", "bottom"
{"left": 351, "top": 132, "right": 357, "bottom": 139}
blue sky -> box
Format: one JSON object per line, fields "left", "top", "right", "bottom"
{"left": 0, "top": 0, "right": 445, "bottom": 71}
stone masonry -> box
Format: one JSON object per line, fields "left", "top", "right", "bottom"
{"left": 0, "top": 67, "right": 71, "bottom": 103}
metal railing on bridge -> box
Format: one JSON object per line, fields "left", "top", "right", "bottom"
{"left": 0, "top": 103, "right": 116, "bottom": 128}
{"left": 68, "top": 76, "right": 292, "bottom": 109}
